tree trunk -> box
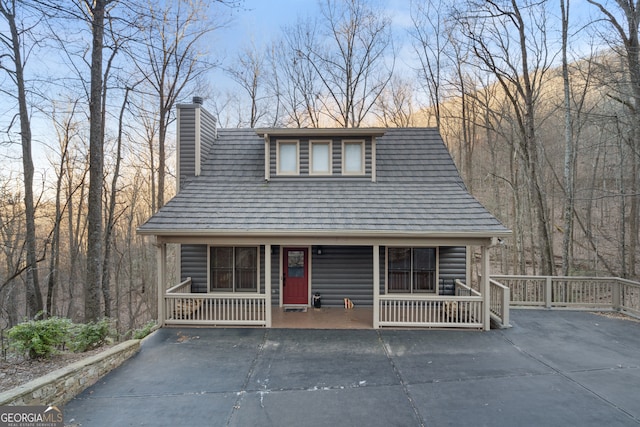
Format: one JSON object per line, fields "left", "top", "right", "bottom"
{"left": 3, "top": 3, "right": 44, "bottom": 318}
{"left": 85, "top": 0, "right": 108, "bottom": 322}
{"left": 157, "top": 107, "right": 166, "bottom": 211}
{"left": 103, "top": 88, "right": 131, "bottom": 318}
{"left": 560, "top": 0, "right": 575, "bottom": 276}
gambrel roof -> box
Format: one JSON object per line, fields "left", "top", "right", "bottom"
{"left": 138, "top": 127, "right": 510, "bottom": 238}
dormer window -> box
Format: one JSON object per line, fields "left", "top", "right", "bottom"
{"left": 277, "top": 140, "right": 299, "bottom": 175}
{"left": 257, "top": 128, "right": 385, "bottom": 181}
{"left": 310, "top": 140, "right": 332, "bottom": 175}
{"left": 342, "top": 140, "right": 365, "bottom": 175}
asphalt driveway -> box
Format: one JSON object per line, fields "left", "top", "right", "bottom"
{"left": 64, "top": 310, "right": 640, "bottom": 426}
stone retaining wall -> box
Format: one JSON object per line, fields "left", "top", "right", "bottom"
{"left": 0, "top": 339, "right": 140, "bottom": 406}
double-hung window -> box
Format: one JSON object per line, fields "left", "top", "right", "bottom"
{"left": 387, "top": 247, "right": 436, "bottom": 293}
{"left": 210, "top": 247, "right": 258, "bottom": 292}
{"left": 342, "top": 140, "right": 365, "bottom": 175}
{"left": 310, "top": 140, "right": 332, "bottom": 175}
{"left": 277, "top": 140, "right": 299, "bottom": 175}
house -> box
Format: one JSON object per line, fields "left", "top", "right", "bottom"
{"left": 137, "top": 97, "right": 511, "bottom": 330}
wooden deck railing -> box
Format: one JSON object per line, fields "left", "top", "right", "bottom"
{"left": 378, "top": 294, "right": 484, "bottom": 329}
{"left": 488, "top": 279, "right": 510, "bottom": 328}
{"left": 164, "top": 278, "right": 267, "bottom": 326}
{"left": 491, "top": 275, "right": 640, "bottom": 319}
{"left": 453, "top": 278, "right": 510, "bottom": 328}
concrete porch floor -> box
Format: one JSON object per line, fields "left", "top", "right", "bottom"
{"left": 271, "top": 307, "right": 373, "bottom": 329}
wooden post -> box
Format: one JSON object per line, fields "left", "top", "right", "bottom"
{"left": 373, "top": 245, "right": 380, "bottom": 329}
{"left": 502, "top": 283, "right": 510, "bottom": 328}
{"left": 157, "top": 242, "right": 166, "bottom": 327}
{"left": 612, "top": 279, "right": 621, "bottom": 311}
{"left": 481, "top": 245, "right": 490, "bottom": 331}
{"left": 545, "top": 276, "right": 552, "bottom": 308}
{"left": 265, "top": 244, "right": 272, "bottom": 327}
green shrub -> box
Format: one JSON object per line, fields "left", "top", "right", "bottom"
{"left": 7, "top": 317, "right": 71, "bottom": 359}
{"left": 69, "top": 319, "right": 113, "bottom": 353}
{"left": 132, "top": 321, "right": 156, "bottom": 340}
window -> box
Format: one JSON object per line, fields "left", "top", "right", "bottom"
{"left": 342, "top": 140, "right": 364, "bottom": 175}
{"left": 210, "top": 247, "right": 258, "bottom": 292}
{"left": 277, "top": 140, "right": 299, "bottom": 175}
{"left": 387, "top": 247, "right": 436, "bottom": 293}
{"left": 310, "top": 141, "right": 332, "bottom": 175}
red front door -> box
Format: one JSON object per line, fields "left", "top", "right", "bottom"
{"left": 283, "top": 247, "right": 308, "bottom": 305}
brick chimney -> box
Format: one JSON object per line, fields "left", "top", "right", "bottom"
{"left": 176, "top": 97, "right": 217, "bottom": 191}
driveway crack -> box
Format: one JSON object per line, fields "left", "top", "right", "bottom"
{"left": 377, "top": 331, "right": 426, "bottom": 427}
{"left": 226, "top": 329, "right": 269, "bottom": 426}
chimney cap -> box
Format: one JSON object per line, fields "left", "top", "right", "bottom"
{"left": 192, "top": 96, "right": 203, "bottom": 105}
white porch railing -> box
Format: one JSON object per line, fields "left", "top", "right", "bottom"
{"left": 491, "top": 275, "right": 640, "bottom": 320}
{"left": 378, "top": 292, "right": 484, "bottom": 329}
{"left": 164, "top": 277, "right": 267, "bottom": 326}
{"left": 488, "top": 279, "right": 510, "bottom": 328}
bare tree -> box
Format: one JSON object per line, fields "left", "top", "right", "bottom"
{"left": 560, "top": 0, "right": 576, "bottom": 275}
{"left": 292, "top": 0, "right": 394, "bottom": 127}
{"left": 46, "top": 99, "right": 81, "bottom": 317}
{"left": 0, "top": 176, "right": 26, "bottom": 325}
{"left": 0, "top": 0, "right": 44, "bottom": 317}
{"left": 410, "top": 0, "right": 451, "bottom": 129}
{"left": 587, "top": 0, "right": 640, "bottom": 277}
{"left": 455, "top": 0, "right": 556, "bottom": 275}
{"left": 82, "top": 0, "right": 115, "bottom": 322}
{"left": 373, "top": 76, "right": 418, "bottom": 127}
{"left": 102, "top": 85, "right": 135, "bottom": 318}
{"left": 132, "top": 0, "right": 219, "bottom": 211}
{"left": 278, "top": 19, "right": 324, "bottom": 127}
{"left": 226, "top": 43, "right": 267, "bottom": 127}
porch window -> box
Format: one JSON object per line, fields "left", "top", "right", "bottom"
{"left": 310, "top": 140, "right": 332, "bottom": 175}
{"left": 387, "top": 247, "right": 436, "bottom": 293}
{"left": 342, "top": 140, "right": 364, "bottom": 175}
{"left": 277, "top": 140, "right": 299, "bottom": 175}
{"left": 210, "top": 247, "right": 258, "bottom": 292}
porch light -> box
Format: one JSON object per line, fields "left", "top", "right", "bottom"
{"left": 316, "top": 246, "right": 323, "bottom": 255}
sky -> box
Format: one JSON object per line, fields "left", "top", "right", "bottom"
{"left": 206, "top": 0, "right": 415, "bottom": 99}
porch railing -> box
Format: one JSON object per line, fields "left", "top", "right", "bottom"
{"left": 164, "top": 277, "right": 267, "bottom": 326}
{"left": 378, "top": 292, "right": 484, "bottom": 329}
{"left": 491, "top": 275, "right": 640, "bottom": 319}
{"left": 488, "top": 279, "right": 510, "bottom": 328}
{"left": 454, "top": 278, "right": 510, "bottom": 329}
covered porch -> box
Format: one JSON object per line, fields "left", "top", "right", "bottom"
{"left": 154, "top": 235, "right": 501, "bottom": 330}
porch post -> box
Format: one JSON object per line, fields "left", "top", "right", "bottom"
{"left": 373, "top": 245, "right": 380, "bottom": 329}
{"left": 157, "top": 241, "right": 166, "bottom": 327}
{"left": 481, "top": 244, "right": 490, "bottom": 331}
{"left": 265, "top": 244, "right": 272, "bottom": 327}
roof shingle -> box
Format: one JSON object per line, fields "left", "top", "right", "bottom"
{"left": 138, "top": 128, "right": 509, "bottom": 237}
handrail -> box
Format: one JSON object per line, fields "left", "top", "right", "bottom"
{"left": 489, "top": 278, "right": 510, "bottom": 328}
{"left": 455, "top": 279, "right": 481, "bottom": 296}
{"left": 378, "top": 294, "right": 482, "bottom": 301}
{"left": 166, "top": 277, "right": 192, "bottom": 294}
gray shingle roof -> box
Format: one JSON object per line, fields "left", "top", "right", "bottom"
{"left": 138, "top": 128, "right": 510, "bottom": 237}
